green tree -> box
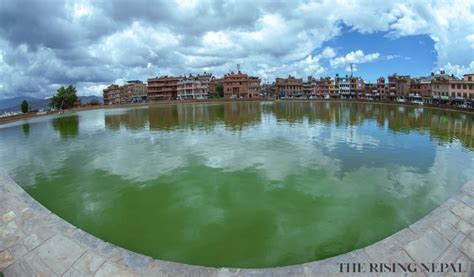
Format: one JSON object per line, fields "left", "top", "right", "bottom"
{"left": 21, "top": 100, "right": 29, "bottom": 113}
{"left": 215, "top": 83, "right": 224, "bottom": 98}
{"left": 50, "top": 85, "right": 78, "bottom": 110}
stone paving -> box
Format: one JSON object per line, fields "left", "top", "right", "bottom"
{"left": 0, "top": 168, "right": 473, "bottom": 276}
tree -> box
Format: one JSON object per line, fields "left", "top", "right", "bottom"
{"left": 50, "top": 85, "right": 78, "bottom": 110}
{"left": 215, "top": 83, "right": 224, "bottom": 98}
{"left": 21, "top": 100, "right": 29, "bottom": 113}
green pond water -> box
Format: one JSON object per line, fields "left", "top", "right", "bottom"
{"left": 0, "top": 101, "right": 473, "bottom": 268}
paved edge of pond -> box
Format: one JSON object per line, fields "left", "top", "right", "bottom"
{"left": 0, "top": 169, "right": 472, "bottom": 277}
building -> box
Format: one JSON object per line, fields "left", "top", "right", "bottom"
{"left": 409, "top": 77, "right": 431, "bottom": 103}
{"left": 316, "top": 77, "right": 338, "bottom": 99}
{"left": 177, "top": 75, "right": 209, "bottom": 100}
{"left": 223, "top": 71, "right": 261, "bottom": 99}
{"left": 302, "top": 76, "right": 316, "bottom": 98}
{"left": 388, "top": 74, "right": 411, "bottom": 100}
{"left": 447, "top": 74, "right": 474, "bottom": 107}
{"left": 147, "top": 76, "right": 180, "bottom": 101}
{"left": 431, "top": 71, "right": 455, "bottom": 104}
{"left": 103, "top": 84, "right": 123, "bottom": 105}
{"left": 276, "top": 75, "right": 303, "bottom": 98}
{"left": 376, "top": 77, "right": 387, "bottom": 99}
{"left": 336, "top": 76, "right": 351, "bottom": 99}
{"left": 336, "top": 75, "right": 363, "bottom": 99}
{"left": 103, "top": 81, "right": 147, "bottom": 105}
{"left": 363, "top": 83, "right": 379, "bottom": 100}
{"left": 123, "top": 80, "right": 147, "bottom": 103}
{"left": 261, "top": 83, "right": 277, "bottom": 98}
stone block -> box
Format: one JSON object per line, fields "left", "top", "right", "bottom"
{"left": 392, "top": 227, "right": 419, "bottom": 244}
{"left": 72, "top": 251, "right": 105, "bottom": 275}
{"left": 2, "top": 211, "right": 16, "bottom": 223}
{"left": 0, "top": 249, "right": 14, "bottom": 270}
{"left": 404, "top": 228, "right": 450, "bottom": 263}
{"left": 94, "top": 261, "right": 137, "bottom": 277}
{"left": 9, "top": 243, "right": 28, "bottom": 260}
{"left": 451, "top": 202, "right": 474, "bottom": 223}
{"left": 23, "top": 234, "right": 43, "bottom": 250}
{"left": 35, "top": 234, "right": 85, "bottom": 275}
{"left": 460, "top": 237, "right": 473, "bottom": 260}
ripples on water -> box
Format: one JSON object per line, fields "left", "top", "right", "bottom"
{"left": 0, "top": 101, "right": 473, "bottom": 267}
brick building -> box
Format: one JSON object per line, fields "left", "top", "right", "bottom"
{"left": 431, "top": 71, "right": 454, "bottom": 103}
{"left": 103, "top": 84, "right": 122, "bottom": 105}
{"left": 388, "top": 74, "right": 411, "bottom": 100}
{"left": 147, "top": 76, "right": 180, "bottom": 101}
{"left": 103, "top": 81, "right": 147, "bottom": 105}
{"left": 376, "top": 77, "right": 387, "bottom": 99}
{"left": 409, "top": 77, "right": 431, "bottom": 103}
{"left": 123, "top": 80, "right": 147, "bottom": 103}
{"left": 223, "top": 72, "right": 261, "bottom": 99}
{"left": 276, "top": 75, "right": 303, "bottom": 98}
{"left": 316, "top": 77, "right": 338, "bottom": 99}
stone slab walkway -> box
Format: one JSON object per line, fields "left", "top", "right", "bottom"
{"left": 0, "top": 168, "right": 473, "bottom": 276}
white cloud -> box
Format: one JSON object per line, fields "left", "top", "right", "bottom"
{"left": 0, "top": 0, "right": 473, "bottom": 99}
{"left": 442, "top": 61, "right": 474, "bottom": 77}
{"left": 330, "top": 50, "right": 380, "bottom": 68}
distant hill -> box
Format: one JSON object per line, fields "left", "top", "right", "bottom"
{"left": 0, "top": 95, "right": 103, "bottom": 114}
{"left": 0, "top": 96, "right": 43, "bottom": 110}
{"left": 80, "top": 95, "right": 103, "bottom": 104}
{"left": 0, "top": 97, "right": 51, "bottom": 114}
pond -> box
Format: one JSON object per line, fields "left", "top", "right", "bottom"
{"left": 0, "top": 101, "right": 473, "bottom": 268}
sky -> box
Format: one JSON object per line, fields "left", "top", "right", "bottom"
{"left": 0, "top": 0, "right": 474, "bottom": 99}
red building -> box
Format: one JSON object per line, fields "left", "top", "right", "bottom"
{"left": 223, "top": 71, "right": 261, "bottom": 99}
{"left": 147, "top": 76, "right": 180, "bottom": 101}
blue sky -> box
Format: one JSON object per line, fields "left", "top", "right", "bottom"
{"left": 316, "top": 27, "right": 437, "bottom": 82}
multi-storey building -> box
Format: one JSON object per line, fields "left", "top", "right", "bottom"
{"left": 177, "top": 75, "right": 209, "bottom": 100}
{"left": 196, "top": 72, "right": 213, "bottom": 92}
{"left": 448, "top": 74, "right": 474, "bottom": 106}
{"left": 409, "top": 77, "right": 431, "bottom": 103}
{"left": 223, "top": 71, "right": 261, "bottom": 99}
{"left": 336, "top": 76, "right": 351, "bottom": 99}
{"left": 316, "top": 77, "right": 338, "bottom": 99}
{"left": 363, "top": 83, "right": 379, "bottom": 100}
{"left": 147, "top": 76, "right": 180, "bottom": 101}
{"left": 103, "top": 84, "right": 122, "bottom": 105}
{"left": 336, "top": 75, "right": 363, "bottom": 99}
{"left": 276, "top": 75, "right": 303, "bottom": 98}
{"left": 103, "top": 81, "right": 147, "bottom": 105}
{"left": 376, "top": 77, "right": 387, "bottom": 99}
{"left": 122, "top": 80, "right": 147, "bottom": 103}
{"left": 302, "top": 76, "right": 316, "bottom": 98}
{"left": 388, "top": 74, "right": 411, "bottom": 100}
{"left": 431, "top": 71, "right": 454, "bottom": 103}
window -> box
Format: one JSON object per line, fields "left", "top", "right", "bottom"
{"left": 457, "top": 84, "right": 461, "bottom": 89}
{"left": 463, "top": 84, "right": 467, "bottom": 89}
{"left": 451, "top": 84, "right": 455, "bottom": 89}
